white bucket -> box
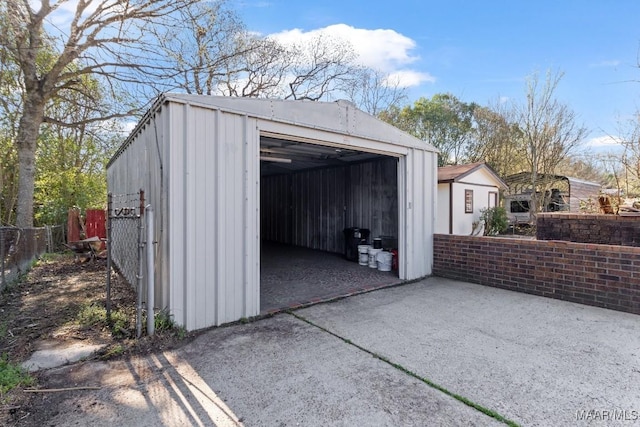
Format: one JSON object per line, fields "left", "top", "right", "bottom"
{"left": 368, "top": 248, "right": 382, "bottom": 268}
{"left": 377, "top": 251, "right": 393, "bottom": 272}
{"left": 358, "top": 245, "right": 371, "bottom": 266}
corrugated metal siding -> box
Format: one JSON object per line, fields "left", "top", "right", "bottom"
{"left": 261, "top": 167, "right": 347, "bottom": 253}
{"left": 569, "top": 180, "right": 601, "bottom": 212}
{"left": 289, "top": 167, "right": 347, "bottom": 252}
{"left": 261, "top": 158, "right": 397, "bottom": 254}
{"left": 164, "top": 103, "right": 260, "bottom": 330}
{"left": 106, "top": 108, "right": 167, "bottom": 313}
{"left": 109, "top": 95, "right": 437, "bottom": 331}
{"left": 261, "top": 174, "right": 291, "bottom": 244}
{"left": 346, "top": 159, "right": 398, "bottom": 240}
{"left": 400, "top": 148, "right": 435, "bottom": 280}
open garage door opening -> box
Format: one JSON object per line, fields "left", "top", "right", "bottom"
{"left": 260, "top": 135, "right": 402, "bottom": 313}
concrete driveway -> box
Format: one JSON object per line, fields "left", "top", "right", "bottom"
{"left": 31, "top": 278, "right": 640, "bottom": 427}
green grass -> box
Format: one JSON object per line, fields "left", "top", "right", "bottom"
{"left": 0, "top": 354, "right": 34, "bottom": 399}
{"left": 76, "top": 303, "right": 132, "bottom": 338}
{"left": 37, "top": 252, "right": 68, "bottom": 264}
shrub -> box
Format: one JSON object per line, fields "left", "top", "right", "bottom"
{"left": 480, "top": 207, "right": 509, "bottom": 236}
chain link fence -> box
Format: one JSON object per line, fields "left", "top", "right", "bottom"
{"left": 107, "top": 191, "right": 155, "bottom": 337}
{"left": 107, "top": 192, "right": 144, "bottom": 288}
{"left": 109, "top": 216, "right": 141, "bottom": 287}
{"left": 1, "top": 227, "right": 49, "bottom": 292}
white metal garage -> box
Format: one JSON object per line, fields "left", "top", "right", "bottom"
{"left": 107, "top": 94, "right": 438, "bottom": 330}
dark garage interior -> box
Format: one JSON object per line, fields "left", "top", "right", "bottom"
{"left": 259, "top": 136, "right": 402, "bottom": 313}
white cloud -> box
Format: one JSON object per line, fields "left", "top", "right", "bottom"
{"left": 584, "top": 135, "right": 622, "bottom": 147}
{"left": 589, "top": 60, "right": 621, "bottom": 68}
{"left": 269, "top": 24, "right": 434, "bottom": 87}
{"left": 385, "top": 70, "right": 435, "bottom": 87}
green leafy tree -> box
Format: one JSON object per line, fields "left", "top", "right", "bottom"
{"left": 380, "top": 94, "right": 477, "bottom": 166}
{"left": 466, "top": 104, "right": 526, "bottom": 178}
{"left": 0, "top": 14, "right": 21, "bottom": 225}
{"left": 0, "top": 33, "right": 116, "bottom": 225}
{"left": 34, "top": 128, "right": 110, "bottom": 226}
{"left": 35, "top": 71, "right": 120, "bottom": 225}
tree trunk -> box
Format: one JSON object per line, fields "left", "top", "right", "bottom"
{"left": 15, "top": 96, "right": 45, "bottom": 227}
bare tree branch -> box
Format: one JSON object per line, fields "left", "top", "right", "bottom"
{"left": 0, "top": 0, "right": 200, "bottom": 226}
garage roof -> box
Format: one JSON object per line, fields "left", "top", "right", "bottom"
{"left": 162, "top": 94, "right": 436, "bottom": 150}
{"left": 111, "top": 94, "right": 438, "bottom": 174}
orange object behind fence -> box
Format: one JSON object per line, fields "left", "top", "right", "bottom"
{"left": 67, "top": 207, "right": 82, "bottom": 243}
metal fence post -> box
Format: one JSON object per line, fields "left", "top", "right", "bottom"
{"left": 136, "top": 190, "right": 145, "bottom": 338}
{"left": 106, "top": 193, "right": 112, "bottom": 321}
{"left": 146, "top": 205, "right": 155, "bottom": 336}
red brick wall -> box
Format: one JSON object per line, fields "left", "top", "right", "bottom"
{"left": 537, "top": 213, "right": 640, "bottom": 246}
{"left": 433, "top": 234, "right": 640, "bottom": 315}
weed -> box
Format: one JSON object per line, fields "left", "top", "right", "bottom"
{"left": 173, "top": 326, "right": 187, "bottom": 339}
{"left": 2, "top": 272, "right": 26, "bottom": 294}
{"left": 0, "top": 354, "right": 34, "bottom": 398}
{"left": 153, "top": 308, "right": 175, "bottom": 332}
{"left": 152, "top": 308, "right": 187, "bottom": 338}
{"left": 38, "top": 252, "right": 67, "bottom": 264}
{"left": 77, "top": 303, "right": 107, "bottom": 327}
{"left": 0, "top": 322, "right": 7, "bottom": 339}
{"left": 76, "top": 303, "right": 132, "bottom": 338}
{"left": 102, "top": 344, "right": 125, "bottom": 359}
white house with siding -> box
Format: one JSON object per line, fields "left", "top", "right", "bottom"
{"left": 107, "top": 94, "right": 439, "bottom": 330}
{"left": 436, "top": 162, "right": 508, "bottom": 235}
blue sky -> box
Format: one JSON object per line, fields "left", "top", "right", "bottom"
{"left": 236, "top": 0, "right": 640, "bottom": 152}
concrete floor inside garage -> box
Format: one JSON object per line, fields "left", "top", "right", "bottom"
{"left": 259, "top": 136, "right": 403, "bottom": 314}
{"left": 260, "top": 241, "right": 402, "bottom": 313}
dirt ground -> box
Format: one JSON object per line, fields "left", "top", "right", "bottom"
{"left": 0, "top": 254, "right": 195, "bottom": 426}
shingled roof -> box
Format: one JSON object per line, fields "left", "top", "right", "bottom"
{"left": 438, "top": 162, "right": 507, "bottom": 189}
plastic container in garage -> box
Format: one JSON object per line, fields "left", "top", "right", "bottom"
{"left": 343, "top": 227, "right": 370, "bottom": 262}
{"left": 368, "top": 247, "right": 382, "bottom": 268}
{"left": 377, "top": 251, "right": 393, "bottom": 271}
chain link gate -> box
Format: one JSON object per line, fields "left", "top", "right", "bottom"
{"left": 107, "top": 190, "right": 146, "bottom": 337}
